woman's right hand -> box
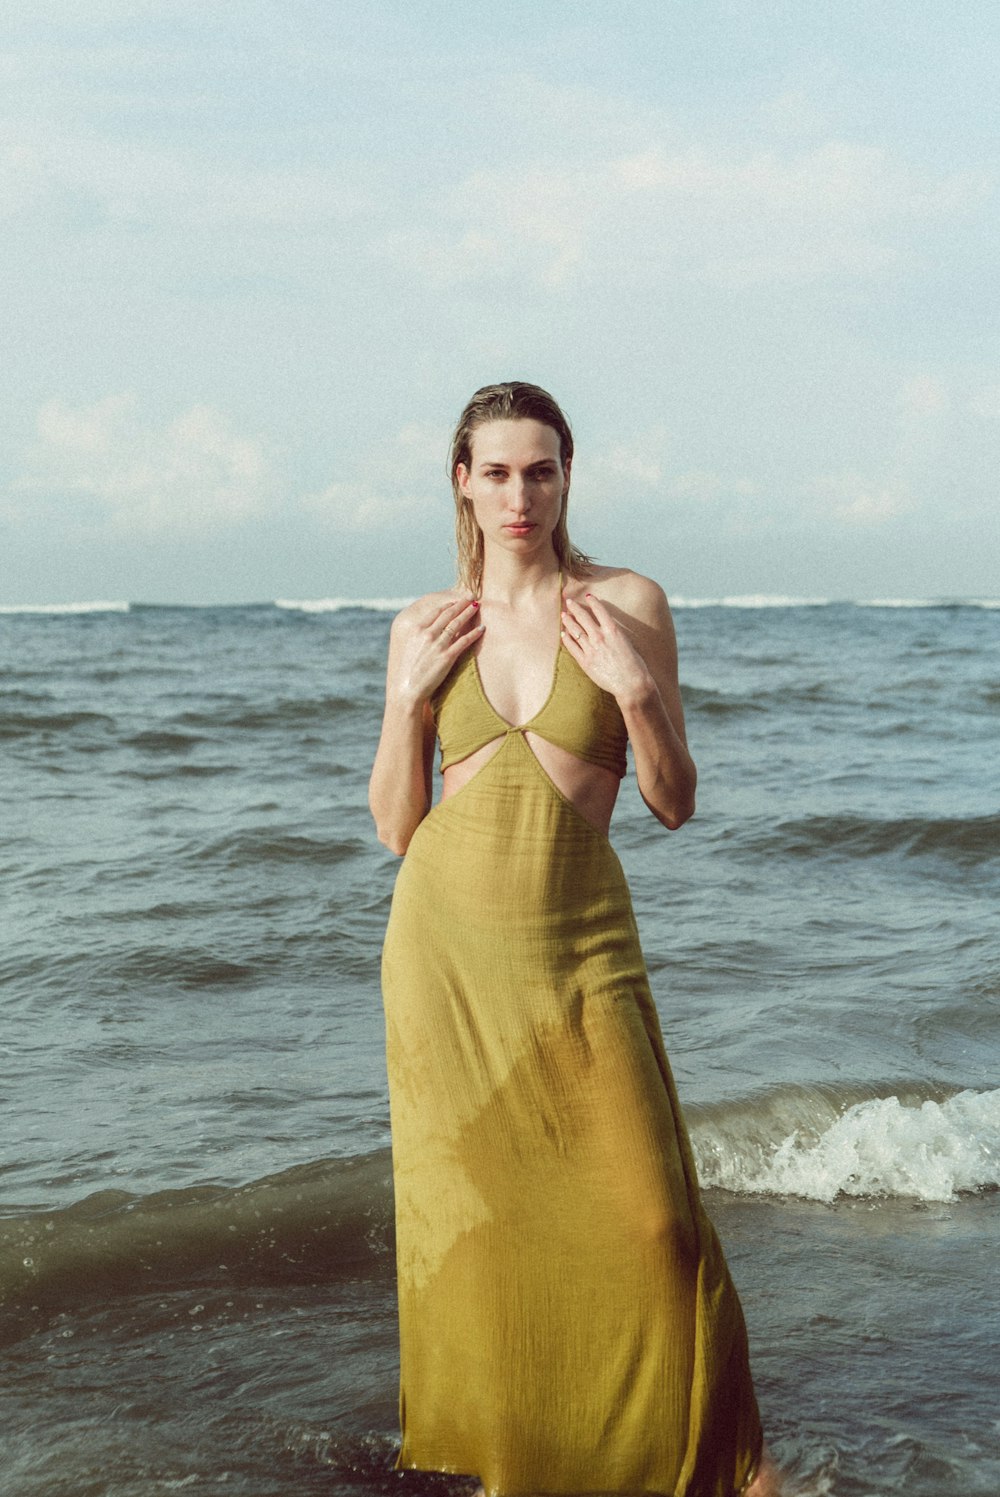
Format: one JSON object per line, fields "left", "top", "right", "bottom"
{"left": 387, "top": 593, "right": 484, "bottom": 706}
{"left": 371, "top": 593, "right": 484, "bottom": 853}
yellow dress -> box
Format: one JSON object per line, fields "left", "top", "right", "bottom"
{"left": 381, "top": 638, "right": 762, "bottom": 1497}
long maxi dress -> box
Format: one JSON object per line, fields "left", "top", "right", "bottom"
{"left": 381, "top": 635, "right": 763, "bottom": 1497}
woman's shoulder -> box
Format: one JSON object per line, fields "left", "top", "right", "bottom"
{"left": 570, "top": 564, "right": 672, "bottom": 624}
{"left": 391, "top": 586, "right": 468, "bottom": 632}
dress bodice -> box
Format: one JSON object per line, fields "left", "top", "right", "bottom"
{"left": 432, "top": 645, "right": 628, "bottom": 778}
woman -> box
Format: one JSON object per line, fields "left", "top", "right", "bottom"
{"left": 369, "top": 383, "right": 775, "bottom": 1497}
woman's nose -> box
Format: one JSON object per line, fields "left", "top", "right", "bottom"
{"left": 509, "top": 476, "right": 531, "bottom": 512}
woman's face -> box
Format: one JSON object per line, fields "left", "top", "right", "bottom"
{"left": 457, "top": 419, "right": 569, "bottom": 557}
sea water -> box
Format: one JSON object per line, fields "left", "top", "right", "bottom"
{"left": 1, "top": 597, "right": 998, "bottom": 1496}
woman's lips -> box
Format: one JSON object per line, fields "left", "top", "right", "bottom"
{"left": 504, "top": 523, "right": 536, "bottom": 535}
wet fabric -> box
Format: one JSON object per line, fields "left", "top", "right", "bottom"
{"left": 381, "top": 640, "right": 762, "bottom": 1497}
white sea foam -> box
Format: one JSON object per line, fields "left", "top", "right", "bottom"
{"left": 670, "top": 595, "right": 999, "bottom": 610}
{"left": 670, "top": 594, "right": 832, "bottom": 609}
{"left": 274, "top": 595, "right": 999, "bottom": 613}
{"left": 859, "top": 597, "right": 943, "bottom": 608}
{"left": 275, "top": 597, "right": 415, "bottom": 613}
{"left": 691, "top": 1087, "right": 1000, "bottom": 1203}
{"left": 0, "top": 600, "right": 130, "bottom": 615}
{"left": 858, "top": 597, "right": 1000, "bottom": 609}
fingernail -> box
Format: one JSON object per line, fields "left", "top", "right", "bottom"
{"left": 471, "top": 600, "right": 479, "bottom": 609}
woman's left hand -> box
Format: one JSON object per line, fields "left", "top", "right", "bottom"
{"left": 561, "top": 592, "right": 653, "bottom": 704}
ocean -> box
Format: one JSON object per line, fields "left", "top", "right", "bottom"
{"left": 2, "top": 595, "right": 998, "bottom": 1497}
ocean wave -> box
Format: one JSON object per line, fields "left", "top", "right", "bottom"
{"left": 174, "top": 694, "right": 360, "bottom": 730}
{"left": 0, "top": 1153, "right": 394, "bottom": 1343}
{"left": 0, "top": 709, "right": 116, "bottom": 740}
{"left": 3, "top": 1082, "right": 995, "bottom": 1339}
{"left": 108, "top": 948, "right": 262, "bottom": 988}
{"left": 683, "top": 683, "right": 836, "bottom": 715}
{"left": 671, "top": 595, "right": 832, "bottom": 609}
{"left": 185, "top": 829, "right": 368, "bottom": 868}
{"left": 741, "top": 811, "right": 1000, "bottom": 865}
{"left": 858, "top": 597, "right": 1000, "bottom": 609}
{"left": 114, "top": 761, "right": 236, "bottom": 781}
{"left": 671, "top": 595, "right": 1000, "bottom": 610}
{"left": 682, "top": 685, "right": 766, "bottom": 716}
{"left": 0, "top": 601, "right": 130, "bottom": 615}
{"left": 690, "top": 1083, "right": 1000, "bottom": 1203}
{"left": 122, "top": 728, "right": 207, "bottom": 753}
{"left": 3, "top": 597, "right": 993, "bottom": 618}
{"left": 275, "top": 597, "right": 414, "bottom": 613}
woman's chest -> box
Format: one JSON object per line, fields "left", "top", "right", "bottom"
{"left": 472, "top": 629, "right": 559, "bottom": 727}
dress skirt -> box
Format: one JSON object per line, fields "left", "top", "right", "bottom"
{"left": 381, "top": 730, "right": 762, "bottom": 1497}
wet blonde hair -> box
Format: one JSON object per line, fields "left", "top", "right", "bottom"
{"left": 449, "top": 382, "right": 593, "bottom": 594}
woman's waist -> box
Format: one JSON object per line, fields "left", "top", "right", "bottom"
{"left": 440, "top": 733, "right": 621, "bottom": 837}
{"left": 396, "top": 811, "right": 631, "bottom": 918}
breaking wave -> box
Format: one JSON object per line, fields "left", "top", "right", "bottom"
{"left": 3, "top": 1083, "right": 995, "bottom": 1339}
{"left": 0, "top": 601, "right": 130, "bottom": 615}
{"left": 689, "top": 1083, "right": 1000, "bottom": 1203}
{"left": 274, "top": 597, "right": 414, "bottom": 613}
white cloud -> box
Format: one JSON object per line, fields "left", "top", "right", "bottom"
{"left": 698, "top": 140, "right": 980, "bottom": 219}
{"left": 612, "top": 140, "right": 991, "bottom": 287}
{"left": 301, "top": 421, "right": 453, "bottom": 532}
{"left": 12, "top": 394, "right": 274, "bottom": 533}
{"left": 755, "top": 87, "right": 831, "bottom": 139}
{"left": 379, "top": 211, "right": 584, "bottom": 293}
{"left": 898, "top": 374, "right": 949, "bottom": 417}
{"left": 573, "top": 428, "right": 671, "bottom": 513}
{"left": 594, "top": 445, "right": 665, "bottom": 489}
{"left": 397, "top": 422, "right": 450, "bottom": 466}
{"left": 383, "top": 137, "right": 993, "bottom": 293}
{"left": 7, "top": 401, "right": 448, "bottom": 542}
{"left": 0, "top": 120, "right": 375, "bottom": 230}
{"left": 666, "top": 471, "right": 759, "bottom": 504}
{"left": 584, "top": 417, "right": 758, "bottom": 508}
{"left": 301, "top": 481, "right": 439, "bottom": 533}
{"left": 811, "top": 474, "right": 913, "bottom": 526}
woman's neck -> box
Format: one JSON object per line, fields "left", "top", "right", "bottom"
{"left": 480, "top": 546, "right": 560, "bottom": 605}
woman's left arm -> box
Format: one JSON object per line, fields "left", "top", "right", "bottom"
{"left": 561, "top": 577, "right": 696, "bottom": 830}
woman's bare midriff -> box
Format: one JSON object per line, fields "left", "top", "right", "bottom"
{"left": 441, "top": 731, "right": 621, "bottom": 836}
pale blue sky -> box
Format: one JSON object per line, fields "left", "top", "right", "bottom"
{"left": 3, "top": 0, "right": 998, "bottom": 603}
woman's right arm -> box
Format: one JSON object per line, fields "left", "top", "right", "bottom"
{"left": 368, "top": 593, "right": 483, "bottom": 855}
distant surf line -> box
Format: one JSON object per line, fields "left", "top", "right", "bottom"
{"left": 0, "top": 600, "right": 131, "bottom": 615}
{"left": 2, "top": 596, "right": 998, "bottom": 615}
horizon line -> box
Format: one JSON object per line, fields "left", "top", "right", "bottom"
{"left": 2, "top": 595, "right": 999, "bottom": 616}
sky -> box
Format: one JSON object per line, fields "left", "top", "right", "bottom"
{"left": 2, "top": 0, "right": 999, "bottom": 605}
